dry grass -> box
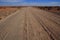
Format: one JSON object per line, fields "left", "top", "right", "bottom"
{"left": 36, "top": 6, "right": 60, "bottom": 13}
{"left": 0, "top": 7, "right": 19, "bottom": 20}
{"left": 35, "top": 6, "right": 60, "bottom": 15}
{"left": 0, "top": 6, "right": 60, "bottom": 20}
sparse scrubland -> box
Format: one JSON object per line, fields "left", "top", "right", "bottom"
{"left": 0, "top": 6, "right": 60, "bottom": 20}
{"left": 0, "top": 7, "right": 20, "bottom": 20}
{"left": 36, "top": 6, "right": 60, "bottom": 15}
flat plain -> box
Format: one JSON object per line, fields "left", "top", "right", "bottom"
{"left": 0, "top": 7, "right": 60, "bottom": 40}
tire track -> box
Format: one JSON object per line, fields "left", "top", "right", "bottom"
{"left": 28, "top": 11, "right": 52, "bottom": 40}
{"left": 32, "top": 13, "right": 56, "bottom": 40}
{"left": 32, "top": 13, "right": 60, "bottom": 40}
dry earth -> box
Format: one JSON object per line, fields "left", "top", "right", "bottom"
{"left": 0, "top": 7, "right": 19, "bottom": 20}
{"left": 0, "top": 7, "right": 60, "bottom": 40}
{"left": 0, "top": 6, "right": 60, "bottom": 20}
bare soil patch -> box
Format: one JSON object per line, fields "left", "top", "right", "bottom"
{"left": 0, "top": 7, "right": 20, "bottom": 20}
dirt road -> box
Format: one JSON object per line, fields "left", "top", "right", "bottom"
{"left": 0, "top": 7, "right": 60, "bottom": 40}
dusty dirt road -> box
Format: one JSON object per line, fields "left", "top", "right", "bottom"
{"left": 0, "top": 7, "right": 60, "bottom": 40}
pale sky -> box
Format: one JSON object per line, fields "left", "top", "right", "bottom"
{"left": 0, "top": 0, "right": 60, "bottom": 6}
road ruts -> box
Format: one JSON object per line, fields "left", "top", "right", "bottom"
{"left": 30, "top": 8, "right": 60, "bottom": 40}
{"left": 27, "top": 10, "right": 52, "bottom": 40}
{"left": 0, "top": 8, "right": 26, "bottom": 40}
{"left": 0, "top": 7, "right": 60, "bottom": 40}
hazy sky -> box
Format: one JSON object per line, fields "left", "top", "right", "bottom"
{"left": 0, "top": 0, "right": 60, "bottom": 6}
